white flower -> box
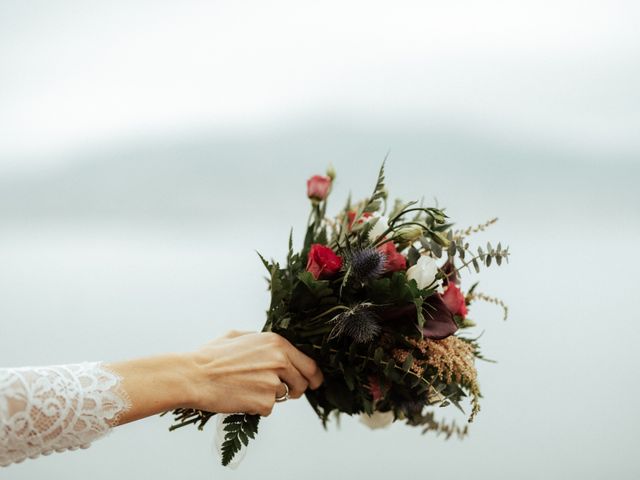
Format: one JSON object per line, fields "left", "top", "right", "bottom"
{"left": 406, "top": 255, "right": 439, "bottom": 289}
{"left": 367, "top": 215, "right": 389, "bottom": 243}
{"left": 360, "top": 411, "right": 394, "bottom": 430}
{"left": 394, "top": 225, "right": 423, "bottom": 242}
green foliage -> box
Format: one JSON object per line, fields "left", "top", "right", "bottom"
{"left": 220, "top": 414, "right": 260, "bottom": 466}
{"left": 362, "top": 158, "right": 387, "bottom": 214}
{"left": 345, "top": 159, "right": 388, "bottom": 245}
{"left": 366, "top": 271, "right": 414, "bottom": 304}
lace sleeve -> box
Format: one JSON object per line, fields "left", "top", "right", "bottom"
{"left": 0, "top": 361, "right": 132, "bottom": 467}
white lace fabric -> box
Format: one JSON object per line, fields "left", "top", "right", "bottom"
{"left": 0, "top": 361, "right": 131, "bottom": 467}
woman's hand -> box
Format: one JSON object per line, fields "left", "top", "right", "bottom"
{"left": 187, "top": 331, "right": 323, "bottom": 416}
{"left": 105, "top": 331, "right": 323, "bottom": 425}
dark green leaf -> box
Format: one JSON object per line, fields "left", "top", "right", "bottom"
{"left": 374, "top": 347, "right": 384, "bottom": 364}
{"left": 220, "top": 414, "right": 260, "bottom": 466}
{"left": 402, "top": 353, "right": 414, "bottom": 373}
{"left": 472, "top": 258, "right": 480, "bottom": 273}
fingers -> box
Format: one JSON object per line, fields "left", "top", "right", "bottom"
{"left": 276, "top": 363, "right": 308, "bottom": 399}
{"left": 275, "top": 382, "right": 288, "bottom": 399}
{"left": 272, "top": 335, "right": 324, "bottom": 390}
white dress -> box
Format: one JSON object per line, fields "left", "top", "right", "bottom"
{"left": 0, "top": 362, "right": 131, "bottom": 467}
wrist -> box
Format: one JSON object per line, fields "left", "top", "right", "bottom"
{"left": 103, "top": 352, "right": 200, "bottom": 425}
{"left": 160, "top": 352, "right": 200, "bottom": 410}
{"left": 180, "top": 349, "right": 215, "bottom": 411}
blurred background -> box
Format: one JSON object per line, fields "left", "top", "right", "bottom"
{"left": 1, "top": 1, "right": 639, "bottom": 479}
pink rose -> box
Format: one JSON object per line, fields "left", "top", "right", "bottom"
{"left": 307, "top": 175, "right": 332, "bottom": 201}
{"left": 377, "top": 241, "right": 407, "bottom": 273}
{"left": 441, "top": 283, "right": 468, "bottom": 318}
{"left": 306, "top": 244, "right": 343, "bottom": 279}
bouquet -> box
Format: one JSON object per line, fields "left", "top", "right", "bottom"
{"left": 164, "top": 161, "right": 509, "bottom": 466}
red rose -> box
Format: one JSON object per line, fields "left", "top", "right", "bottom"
{"left": 377, "top": 241, "right": 406, "bottom": 273}
{"left": 307, "top": 175, "right": 332, "bottom": 201}
{"left": 347, "top": 210, "right": 372, "bottom": 230}
{"left": 441, "top": 283, "right": 468, "bottom": 318}
{"left": 306, "top": 244, "right": 343, "bottom": 279}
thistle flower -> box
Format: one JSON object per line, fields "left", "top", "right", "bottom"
{"left": 348, "top": 247, "right": 386, "bottom": 281}
{"left": 329, "top": 304, "right": 381, "bottom": 343}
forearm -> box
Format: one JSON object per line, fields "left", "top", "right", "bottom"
{"left": 105, "top": 353, "right": 197, "bottom": 425}
{"left": 1, "top": 333, "right": 322, "bottom": 467}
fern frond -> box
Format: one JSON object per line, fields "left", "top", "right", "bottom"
{"left": 220, "top": 414, "right": 260, "bottom": 466}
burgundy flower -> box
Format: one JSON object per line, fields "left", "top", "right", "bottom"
{"left": 422, "top": 294, "right": 459, "bottom": 339}
{"left": 441, "top": 259, "right": 459, "bottom": 287}
{"left": 306, "top": 244, "right": 343, "bottom": 279}
{"left": 378, "top": 296, "right": 458, "bottom": 340}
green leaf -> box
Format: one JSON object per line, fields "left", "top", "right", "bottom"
{"left": 297, "top": 271, "right": 332, "bottom": 299}
{"left": 220, "top": 414, "right": 260, "bottom": 466}
{"left": 410, "top": 374, "right": 423, "bottom": 388}
{"left": 279, "top": 317, "right": 291, "bottom": 329}
{"left": 269, "top": 264, "right": 286, "bottom": 308}
{"left": 256, "top": 251, "right": 271, "bottom": 273}
{"left": 431, "top": 240, "right": 443, "bottom": 258}
{"left": 414, "top": 296, "right": 425, "bottom": 331}
{"left": 384, "top": 359, "right": 395, "bottom": 376}
{"left": 407, "top": 245, "right": 420, "bottom": 266}
{"left": 402, "top": 353, "right": 414, "bottom": 373}
{"left": 373, "top": 347, "right": 384, "bottom": 364}
{"left": 362, "top": 158, "right": 387, "bottom": 214}
{"left": 472, "top": 258, "right": 480, "bottom": 273}
{"left": 339, "top": 266, "right": 351, "bottom": 298}
{"left": 344, "top": 369, "right": 356, "bottom": 391}
{"left": 447, "top": 241, "right": 456, "bottom": 258}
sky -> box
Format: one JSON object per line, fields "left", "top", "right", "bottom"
{"left": 1, "top": 0, "right": 639, "bottom": 173}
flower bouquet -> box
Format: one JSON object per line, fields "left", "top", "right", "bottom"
{"left": 164, "top": 161, "right": 509, "bottom": 466}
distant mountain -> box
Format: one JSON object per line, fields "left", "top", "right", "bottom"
{"left": 0, "top": 123, "right": 637, "bottom": 225}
